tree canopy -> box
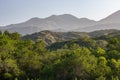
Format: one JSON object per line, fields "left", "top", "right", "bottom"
{"left": 0, "top": 30, "right": 120, "bottom": 80}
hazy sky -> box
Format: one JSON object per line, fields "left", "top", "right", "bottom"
{"left": 0, "top": 0, "right": 120, "bottom": 26}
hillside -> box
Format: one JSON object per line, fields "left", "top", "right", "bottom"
{"left": 23, "top": 29, "right": 120, "bottom": 44}
{"left": 1, "top": 29, "right": 120, "bottom": 80}
{"left": 23, "top": 30, "right": 88, "bottom": 44}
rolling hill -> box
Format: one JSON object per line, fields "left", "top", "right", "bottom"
{"left": 23, "top": 29, "right": 120, "bottom": 44}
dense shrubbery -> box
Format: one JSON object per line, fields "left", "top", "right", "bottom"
{"left": 0, "top": 30, "right": 120, "bottom": 80}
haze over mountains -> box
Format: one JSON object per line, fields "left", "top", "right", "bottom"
{"left": 1, "top": 10, "right": 120, "bottom": 35}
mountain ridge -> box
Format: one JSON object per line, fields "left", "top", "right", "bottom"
{"left": 1, "top": 10, "right": 120, "bottom": 35}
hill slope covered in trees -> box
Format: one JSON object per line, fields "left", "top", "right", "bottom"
{"left": 23, "top": 29, "right": 120, "bottom": 44}
{"left": 0, "top": 30, "right": 120, "bottom": 80}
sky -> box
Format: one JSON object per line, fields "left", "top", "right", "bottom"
{"left": 0, "top": 0, "right": 120, "bottom": 26}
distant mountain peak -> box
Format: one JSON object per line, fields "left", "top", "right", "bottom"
{"left": 59, "top": 14, "right": 76, "bottom": 17}
{"left": 1, "top": 10, "right": 120, "bottom": 35}
{"left": 100, "top": 10, "right": 120, "bottom": 23}
{"left": 46, "top": 14, "right": 78, "bottom": 20}
{"left": 113, "top": 10, "right": 120, "bottom": 14}
{"left": 58, "top": 14, "right": 78, "bottom": 19}
{"left": 46, "top": 15, "right": 58, "bottom": 19}
{"left": 28, "top": 17, "right": 41, "bottom": 21}
{"left": 80, "top": 18, "right": 94, "bottom": 21}
{"left": 106, "top": 10, "right": 120, "bottom": 18}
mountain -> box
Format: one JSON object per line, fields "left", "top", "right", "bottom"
{"left": 1, "top": 10, "right": 120, "bottom": 35}
{"left": 78, "top": 10, "right": 120, "bottom": 32}
{"left": 100, "top": 10, "right": 120, "bottom": 24}
{"left": 79, "top": 23, "right": 120, "bottom": 32}
{"left": 0, "top": 14, "right": 96, "bottom": 35}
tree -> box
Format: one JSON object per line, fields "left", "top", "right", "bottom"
{"left": 10, "top": 32, "right": 21, "bottom": 40}
{"left": 3, "top": 30, "right": 10, "bottom": 36}
{"left": 96, "top": 47, "right": 105, "bottom": 56}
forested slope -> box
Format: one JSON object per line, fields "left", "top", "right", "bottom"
{"left": 0, "top": 30, "right": 120, "bottom": 80}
